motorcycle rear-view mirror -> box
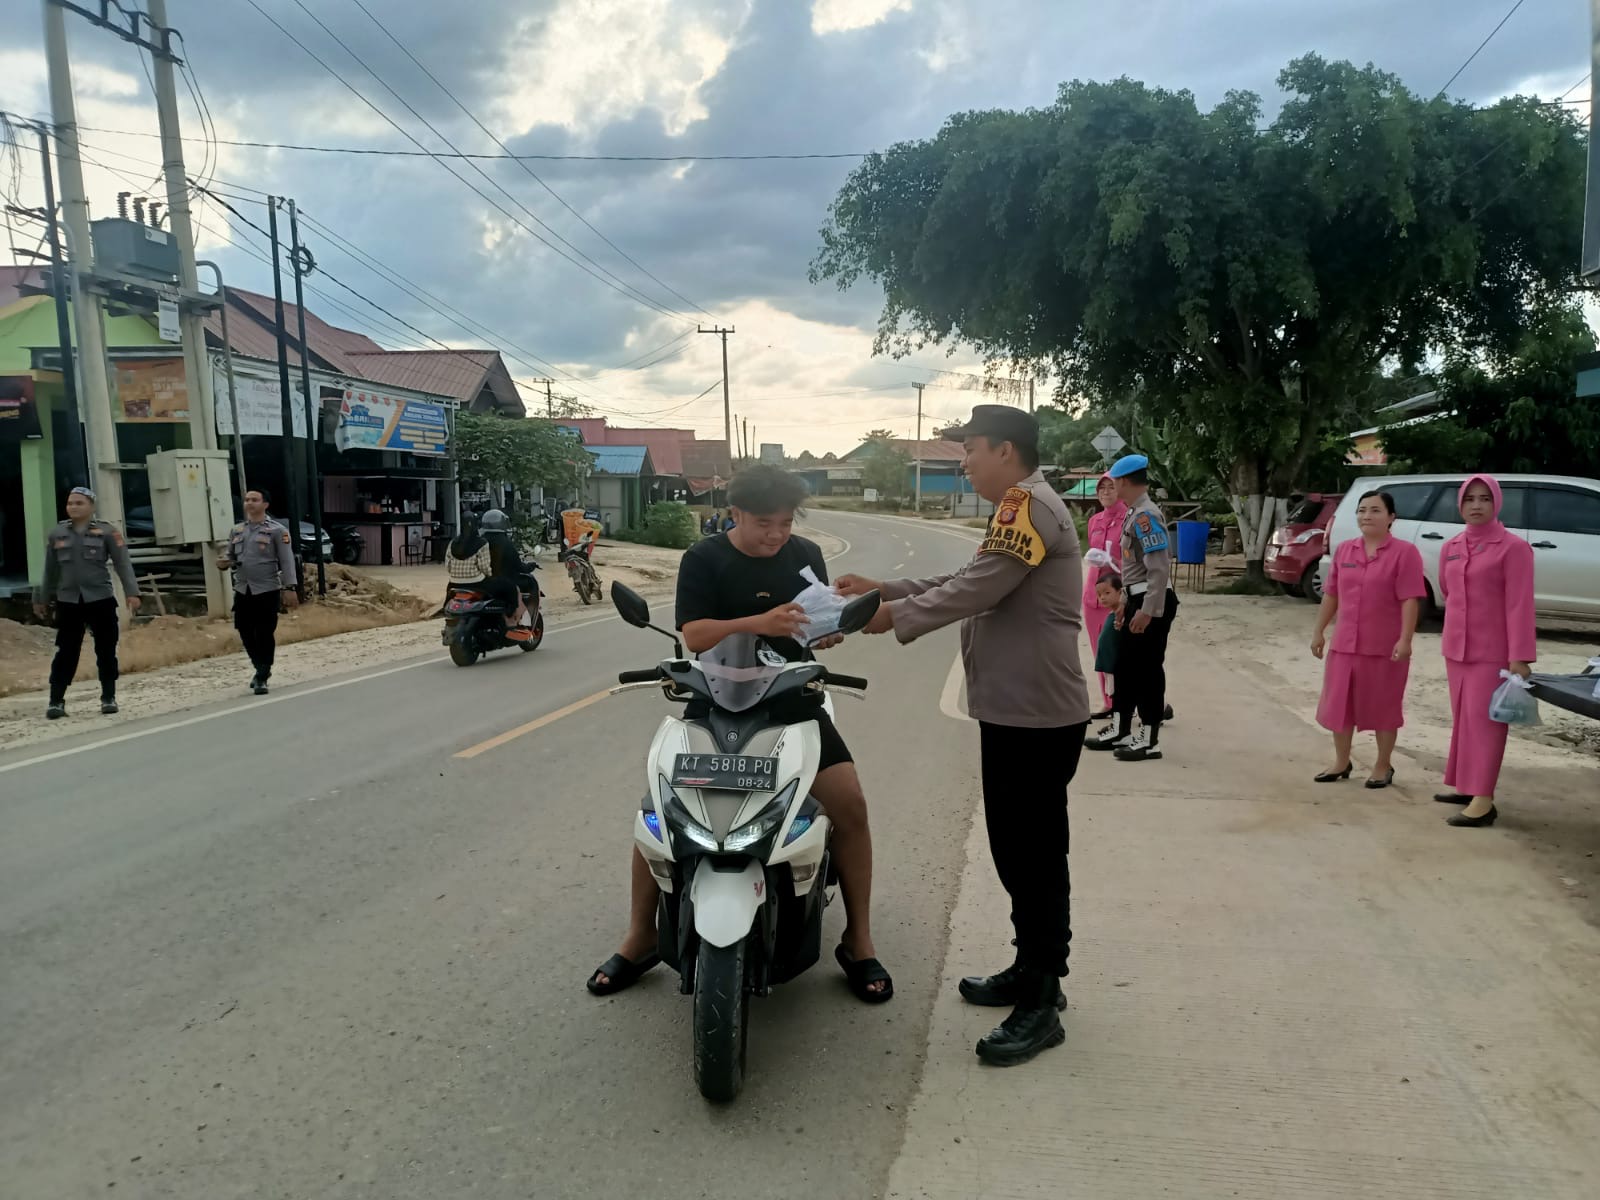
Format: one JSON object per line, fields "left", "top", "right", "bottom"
{"left": 836, "top": 590, "right": 882, "bottom": 635}
{"left": 611, "top": 582, "right": 652, "bottom": 628}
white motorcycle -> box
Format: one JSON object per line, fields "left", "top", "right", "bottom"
{"left": 609, "top": 582, "right": 881, "bottom": 1102}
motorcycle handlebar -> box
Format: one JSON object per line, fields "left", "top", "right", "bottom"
{"left": 825, "top": 672, "right": 869, "bottom": 692}
{"left": 617, "top": 668, "right": 662, "bottom": 684}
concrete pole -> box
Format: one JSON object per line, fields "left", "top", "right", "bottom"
{"left": 146, "top": 0, "right": 227, "bottom": 614}
{"left": 196, "top": 261, "right": 246, "bottom": 502}
{"left": 914, "top": 383, "right": 924, "bottom": 512}
{"left": 41, "top": 0, "right": 123, "bottom": 531}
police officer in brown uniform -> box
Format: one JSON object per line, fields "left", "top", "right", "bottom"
{"left": 34, "top": 486, "right": 141, "bottom": 719}
{"left": 218, "top": 488, "right": 299, "bottom": 695}
{"left": 838, "top": 405, "right": 1091, "bottom": 1067}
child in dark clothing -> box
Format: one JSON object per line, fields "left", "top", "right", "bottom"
{"left": 1093, "top": 573, "right": 1124, "bottom": 678}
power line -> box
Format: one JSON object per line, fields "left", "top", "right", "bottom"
{"left": 1435, "top": 0, "right": 1528, "bottom": 99}
{"left": 238, "top": 0, "right": 692, "bottom": 323}
{"left": 56, "top": 123, "right": 874, "bottom": 162}
{"left": 347, "top": 0, "right": 711, "bottom": 319}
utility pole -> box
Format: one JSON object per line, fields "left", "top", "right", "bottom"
{"left": 914, "top": 382, "right": 925, "bottom": 512}
{"left": 145, "top": 0, "right": 227, "bottom": 613}
{"left": 545, "top": 378, "right": 554, "bottom": 418}
{"left": 267, "top": 197, "right": 303, "bottom": 566}
{"left": 33, "top": 121, "right": 89, "bottom": 486}
{"left": 699, "top": 325, "right": 734, "bottom": 456}
{"left": 1028, "top": 378, "right": 1035, "bottom": 413}
{"left": 742, "top": 417, "right": 749, "bottom": 463}
{"left": 287, "top": 199, "right": 325, "bottom": 596}
{"left": 41, "top": 0, "right": 122, "bottom": 531}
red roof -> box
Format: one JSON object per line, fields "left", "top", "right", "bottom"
{"left": 344, "top": 349, "right": 495, "bottom": 403}
{"left": 570, "top": 418, "right": 733, "bottom": 479}
{"left": 842, "top": 437, "right": 966, "bottom": 464}
{"left": 0, "top": 266, "right": 46, "bottom": 306}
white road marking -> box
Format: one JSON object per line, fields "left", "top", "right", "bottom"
{"left": 939, "top": 653, "right": 972, "bottom": 723}
{"left": 0, "top": 609, "right": 633, "bottom": 774}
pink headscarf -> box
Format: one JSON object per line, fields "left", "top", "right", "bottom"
{"left": 1458, "top": 474, "right": 1505, "bottom": 543}
{"left": 1097, "top": 472, "right": 1127, "bottom": 527}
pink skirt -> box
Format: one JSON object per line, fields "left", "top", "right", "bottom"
{"left": 1316, "top": 650, "right": 1409, "bottom": 733}
{"left": 1084, "top": 599, "right": 1113, "bottom": 705}
{"left": 1444, "top": 659, "right": 1511, "bottom": 797}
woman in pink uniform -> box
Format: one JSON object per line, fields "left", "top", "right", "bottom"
{"left": 1081, "top": 472, "right": 1126, "bottom": 716}
{"left": 1310, "top": 490, "right": 1427, "bottom": 787}
{"left": 1436, "top": 475, "right": 1536, "bottom": 828}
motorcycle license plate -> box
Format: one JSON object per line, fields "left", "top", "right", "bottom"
{"left": 672, "top": 753, "right": 779, "bottom": 792}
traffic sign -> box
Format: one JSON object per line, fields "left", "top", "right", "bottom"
{"left": 1091, "top": 425, "right": 1126, "bottom": 458}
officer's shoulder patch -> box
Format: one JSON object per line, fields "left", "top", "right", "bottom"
{"left": 279, "top": 530, "right": 292, "bottom": 544}
{"left": 1134, "top": 510, "right": 1168, "bottom": 554}
{"left": 232, "top": 522, "right": 245, "bottom": 534}
{"left": 980, "top": 486, "right": 1046, "bottom": 567}
{"left": 111, "top": 529, "right": 125, "bottom": 546}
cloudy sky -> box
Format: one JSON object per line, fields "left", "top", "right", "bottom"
{"left": 0, "top": 0, "right": 1589, "bottom": 453}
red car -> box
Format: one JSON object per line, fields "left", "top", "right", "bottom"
{"left": 1265, "top": 493, "right": 1342, "bottom": 601}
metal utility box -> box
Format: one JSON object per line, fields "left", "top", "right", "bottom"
{"left": 147, "top": 450, "right": 233, "bottom": 544}
{"left": 90, "top": 218, "right": 180, "bottom": 283}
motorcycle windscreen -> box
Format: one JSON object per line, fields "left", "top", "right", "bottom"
{"left": 696, "top": 634, "right": 789, "bottom": 713}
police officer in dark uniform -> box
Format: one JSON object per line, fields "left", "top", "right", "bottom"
{"left": 33, "top": 486, "right": 141, "bottom": 719}
{"left": 1086, "top": 454, "right": 1178, "bottom": 761}
{"left": 839, "top": 405, "right": 1091, "bottom": 1066}
{"left": 218, "top": 487, "right": 299, "bottom": 695}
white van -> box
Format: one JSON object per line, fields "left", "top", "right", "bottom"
{"left": 1315, "top": 473, "right": 1600, "bottom": 619}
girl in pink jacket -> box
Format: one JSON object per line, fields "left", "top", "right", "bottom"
{"left": 1437, "top": 475, "right": 1536, "bottom": 828}
{"left": 1081, "top": 473, "right": 1125, "bottom": 715}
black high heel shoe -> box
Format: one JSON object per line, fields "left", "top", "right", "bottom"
{"left": 1364, "top": 768, "right": 1395, "bottom": 789}
{"left": 1446, "top": 806, "right": 1497, "bottom": 828}
{"left": 1433, "top": 792, "right": 1471, "bottom": 805}
{"left": 1313, "top": 764, "right": 1353, "bottom": 783}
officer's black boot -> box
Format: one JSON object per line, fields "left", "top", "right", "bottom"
{"left": 960, "top": 957, "right": 1068, "bottom": 1010}
{"left": 975, "top": 970, "right": 1066, "bottom": 1067}
{"left": 100, "top": 694, "right": 118, "bottom": 715}
{"left": 252, "top": 668, "right": 269, "bottom": 696}
{"left": 46, "top": 699, "right": 66, "bottom": 720}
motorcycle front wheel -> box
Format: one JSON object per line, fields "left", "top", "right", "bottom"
{"left": 519, "top": 612, "right": 546, "bottom": 652}
{"left": 692, "top": 938, "right": 750, "bottom": 1102}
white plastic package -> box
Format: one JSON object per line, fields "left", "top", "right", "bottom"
{"left": 1488, "top": 670, "right": 1541, "bottom": 727}
{"left": 1084, "top": 548, "right": 1115, "bottom": 571}
{"left": 793, "top": 565, "right": 846, "bottom": 646}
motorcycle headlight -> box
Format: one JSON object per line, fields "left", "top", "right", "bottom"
{"left": 723, "top": 782, "right": 800, "bottom": 854}
{"left": 659, "top": 777, "right": 718, "bottom": 853}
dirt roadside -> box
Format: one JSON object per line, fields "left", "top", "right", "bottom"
{"left": 0, "top": 526, "right": 846, "bottom": 753}
{"left": 1178, "top": 590, "right": 1600, "bottom": 925}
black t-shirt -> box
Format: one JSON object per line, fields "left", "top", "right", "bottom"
{"left": 675, "top": 533, "right": 828, "bottom": 664}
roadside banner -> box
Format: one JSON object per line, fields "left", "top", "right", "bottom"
{"left": 213, "top": 368, "right": 306, "bottom": 437}
{"left": 114, "top": 357, "right": 188, "bottom": 422}
{"left": 334, "top": 387, "right": 448, "bottom": 456}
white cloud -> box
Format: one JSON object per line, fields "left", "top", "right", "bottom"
{"left": 491, "top": 0, "right": 745, "bottom": 138}
{"left": 811, "top": 0, "right": 915, "bottom": 37}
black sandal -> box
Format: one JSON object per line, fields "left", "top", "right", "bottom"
{"left": 835, "top": 945, "right": 894, "bottom": 1004}
{"left": 586, "top": 952, "right": 660, "bottom": 996}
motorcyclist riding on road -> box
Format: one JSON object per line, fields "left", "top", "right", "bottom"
{"left": 588, "top": 465, "right": 893, "bottom": 1003}
{"left": 446, "top": 510, "right": 532, "bottom": 637}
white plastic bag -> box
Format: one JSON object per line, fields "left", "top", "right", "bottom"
{"left": 1589, "top": 658, "right": 1600, "bottom": 700}
{"left": 1488, "top": 670, "right": 1541, "bottom": 726}
{"left": 793, "top": 565, "right": 846, "bottom": 646}
{"left": 1084, "top": 548, "right": 1115, "bottom": 571}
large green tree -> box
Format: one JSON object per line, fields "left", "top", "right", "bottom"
{"left": 1380, "top": 309, "right": 1600, "bottom": 476}
{"left": 812, "top": 54, "right": 1584, "bottom": 575}
{"left": 453, "top": 412, "right": 590, "bottom": 503}
{"left": 858, "top": 428, "right": 911, "bottom": 501}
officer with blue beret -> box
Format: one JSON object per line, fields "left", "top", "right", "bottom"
{"left": 1086, "top": 454, "right": 1178, "bottom": 761}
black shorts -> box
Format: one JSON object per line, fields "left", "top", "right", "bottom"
{"left": 812, "top": 708, "right": 854, "bottom": 773}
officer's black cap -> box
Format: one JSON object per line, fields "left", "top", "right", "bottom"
{"left": 943, "top": 404, "right": 1039, "bottom": 451}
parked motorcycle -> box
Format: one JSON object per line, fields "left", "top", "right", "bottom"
{"left": 329, "top": 524, "right": 365, "bottom": 566}
{"left": 441, "top": 554, "right": 545, "bottom": 666}
{"left": 560, "top": 530, "right": 603, "bottom": 605}
{"left": 609, "top": 581, "right": 881, "bottom": 1102}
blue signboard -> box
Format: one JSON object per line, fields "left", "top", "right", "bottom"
{"left": 335, "top": 388, "right": 449, "bottom": 456}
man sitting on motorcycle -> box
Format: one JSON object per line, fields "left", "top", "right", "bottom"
{"left": 588, "top": 465, "right": 892, "bottom": 1003}
{"left": 446, "top": 510, "right": 532, "bottom": 639}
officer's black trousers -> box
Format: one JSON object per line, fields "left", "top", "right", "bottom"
{"left": 233, "top": 588, "right": 281, "bottom": 677}
{"left": 978, "top": 720, "right": 1087, "bottom": 979}
{"left": 1113, "top": 589, "right": 1179, "bottom": 728}
{"left": 48, "top": 597, "right": 120, "bottom": 703}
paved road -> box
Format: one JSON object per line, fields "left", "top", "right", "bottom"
{"left": 0, "top": 511, "right": 985, "bottom": 1200}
